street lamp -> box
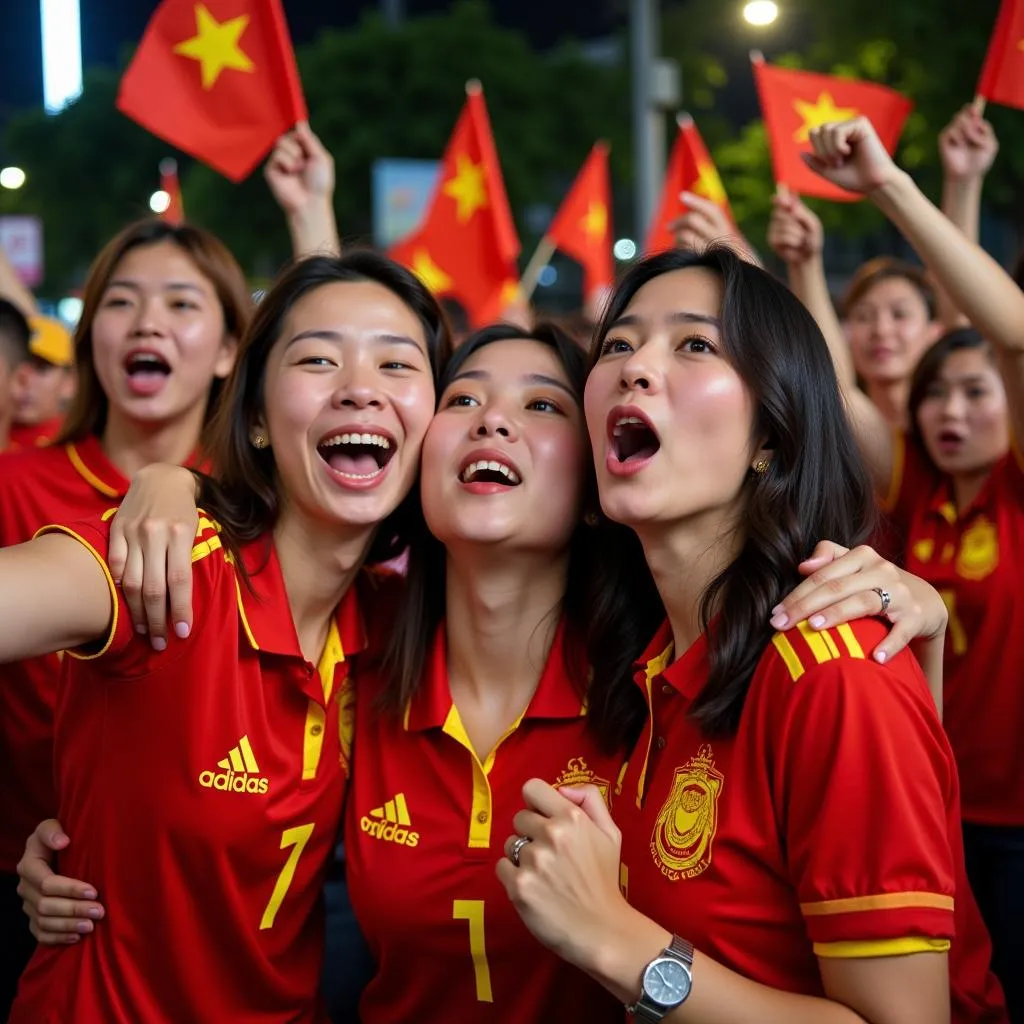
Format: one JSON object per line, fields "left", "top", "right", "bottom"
{"left": 743, "top": 1, "right": 779, "bottom": 26}
{"left": 0, "top": 167, "right": 26, "bottom": 190}
{"left": 149, "top": 190, "right": 170, "bottom": 214}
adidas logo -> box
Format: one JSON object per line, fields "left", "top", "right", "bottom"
{"left": 198, "top": 735, "right": 270, "bottom": 795}
{"left": 360, "top": 793, "right": 419, "bottom": 847}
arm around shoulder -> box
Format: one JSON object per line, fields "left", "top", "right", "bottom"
{"left": 0, "top": 532, "right": 114, "bottom": 662}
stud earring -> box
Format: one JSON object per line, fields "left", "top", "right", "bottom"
{"left": 753, "top": 458, "right": 770, "bottom": 475}
{"left": 584, "top": 511, "right": 600, "bottom": 527}
{"left": 251, "top": 432, "right": 269, "bottom": 450}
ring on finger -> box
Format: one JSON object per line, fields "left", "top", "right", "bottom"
{"left": 872, "top": 587, "right": 891, "bottom": 615}
{"left": 509, "top": 834, "right": 532, "bottom": 868}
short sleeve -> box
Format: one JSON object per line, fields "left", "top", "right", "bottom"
{"left": 34, "top": 510, "right": 229, "bottom": 677}
{"left": 774, "top": 651, "right": 956, "bottom": 959}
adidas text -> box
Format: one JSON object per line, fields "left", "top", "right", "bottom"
{"left": 198, "top": 769, "right": 269, "bottom": 794}
{"left": 360, "top": 817, "right": 419, "bottom": 847}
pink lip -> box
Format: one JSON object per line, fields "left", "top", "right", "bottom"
{"left": 604, "top": 405, "right": 660, "bottom": 478}
{"left": 122, "top": 346, "right": 173, "bottom": 398}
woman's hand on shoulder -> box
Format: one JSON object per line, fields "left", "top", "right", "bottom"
{"left": 771, "top": 541, "right": 947, "bottom": 664}
{"left": 17, "top": 820, "right": 105, "bottom": 944}
{"left": 108, "top": 463, "right": 201, "bottom": 649}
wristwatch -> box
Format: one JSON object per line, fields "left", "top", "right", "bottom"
{"left": 626, "top": 935, "right": 694, "bottom": 1021}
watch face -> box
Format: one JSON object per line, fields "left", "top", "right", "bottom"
{"left": 643, "top": 956, "right": 692, "bottom": 1007}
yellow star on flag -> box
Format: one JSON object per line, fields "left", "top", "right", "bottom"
{"left": 499, "top": 279, "right": 521, "bottom": 307}
{"left": 442, "top": 154, "right": 489, "bottom": 223}
{"left": 173, "top": 3, "right": 255, "bottom": 91}
{"left": 580, "top": 200, "right": 607, "bottom": 241}
{"left": 411, "top": 250, "right": 453, "bottom": 294}
{"left": 792, "top": 92, "right": 858, "bottom": 144}
{"left": 692, "top": 162, "right": 728, "bottom": 209}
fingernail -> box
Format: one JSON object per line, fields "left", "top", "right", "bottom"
{"left": 771, "top": 603, "right": 783, "bottom": 615}
{"left": 76, "top": 921, "right": 93, "bottom": 934}
{"left": 87, "top": 907, "right": 103, "bottom": 919}
{"left": 66, "top": 935, "right": 80, "bottom": 944}
{"left": 151, "top": 637, "right": 167, "bottom": 652}
{"left": 82, "top": 889, "right": 97, "bottom": 900}
{"left": 809, "top": 614, "right": 826, "bottom": 628}
{"left": 770, "top": 613, "right": 788, "bottom": 630}
{"left": 135, "top": 624, "right": 147, "bottom": 635}
{"left": 174, "top": 621, "right": 190, "bottom": 639}
{"left": 874, "top": 650, "right": 888, "bottom": 663}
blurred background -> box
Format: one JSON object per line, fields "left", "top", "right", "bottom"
{"left": 0, "top": 0, "right": 1021, "bottom": 317}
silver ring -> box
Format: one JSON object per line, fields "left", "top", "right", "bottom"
{"left": 509, "top": 835, "right": 532, "bottom": 867}
{"left": 873, "top": 587, "right": 891, "bottom": 615}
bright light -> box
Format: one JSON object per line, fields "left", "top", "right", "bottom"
{"left": 613, "top": 238, "right": 637, "bottom": 261}
{"left": 538, "top": 265, "right": 557, "bottom": 288}
{"left": 57, "top": 296, "right": 83, "bottom": 324}
{"left": 743, "top": 0, "right": 779, "bottom": 26}
{"left": 0, "top": 167, "right": 26, "bottom": 190}
{"left": 41, "top": 0, "right": 83, "bottom": 113}
{"left": 149, "top": 190, "right": 171, "bottom": 214}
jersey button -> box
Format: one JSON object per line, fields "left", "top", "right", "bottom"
{"left": 310, "top": 724, "right": 323, "bottom": 737}
{"left": 476, "top": 810, "right": 489, "bottom": 824}
{"left": 656, "top": 736, "right": 667, "bottom": 750}
{"left": 661, "top": 684, "right": 673, "bottom": 695}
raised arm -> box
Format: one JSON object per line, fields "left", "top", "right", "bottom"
{"left": 265, "top": 121, "right": 340, "bottom": 259}
{"left": 806, "top": 117, "right": 1024, "bottom": 449}
{"left": 766, "top": 187, "right": 894, "bottom": 493}
{"left": 0, "top": 533, "right": 113, "bottom": 661}
{"left": 935, "top": 105, "right": 999, "bottom": 328}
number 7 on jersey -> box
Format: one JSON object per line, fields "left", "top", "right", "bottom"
{"left": 453, "top": 899, "right": 493, "bottom": 1001}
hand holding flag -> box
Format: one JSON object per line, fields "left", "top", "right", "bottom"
{"left": 264, "top": 122, "right": 335, "bottom": 217}
{"left": 938, "top": 105, "right": 999, "bottom": 184}
{"left": 767, "top": 186, "right": 824, "bottom": 269}
{"left": 667, "top": 191, "right": 758, "bottom": 264}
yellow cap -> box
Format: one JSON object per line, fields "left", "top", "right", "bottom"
{"left": 28, "top": 316, "right": 73, "bottom": 366}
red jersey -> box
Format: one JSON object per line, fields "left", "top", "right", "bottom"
{"left": 9, "top": 418, "right": 62, "bottom": 449}
{"left": 613, "top": 617, "right": 1006, "bottom": 1024}
{"left": 345, "top": 621, "right": 621, "bottom": 1023}
{"left": 0, "top": 436, "right": 130, "bottom": 871}
{"left": 885, "top": 433, "right": 1024, "bottom": 826}
{"left": 10, "top": 514, "right": 366, "bottom": 1024}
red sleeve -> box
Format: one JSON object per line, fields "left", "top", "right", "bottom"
{"left": 882, "top": 430, "right": 940, "bottom": 537}
{"left": 772, "top": 640, "right": 957, "bottom": 958}
{"left": 34, "top": 510, "right": 227, "bottom": 676}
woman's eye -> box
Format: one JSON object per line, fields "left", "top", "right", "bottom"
{"left": 444, "top": 393, "right": 478, "bottom": 408}
{"left": 171, "top": 300, "right": 199, "bottom": 311}
{"left": 681, "top": 335, "right": 715, "bottom": 354}
{"left": 527, "top": 398, "right": 563, "bottom": 414}
{"left": 599, "top": 337, "right": 632, "bottom": 356}
{"left": 382, "top": 361, "right": 415, "bottom": 371}
{"left": 103, "top": 297, "right": 130, "bottom": 308}
{"left": 298, "top": 356, "right": 335, "bottom": 367}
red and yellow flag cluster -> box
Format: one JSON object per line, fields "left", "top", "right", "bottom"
{"left": 388, "top": 84, "right": 521, "bottom": 328}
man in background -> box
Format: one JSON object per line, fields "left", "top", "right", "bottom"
{"left": 0, "top": 301, "right": 32, "bottom": 452}
{"left": 9, "top": 316, "right": 75, "bottom": 448}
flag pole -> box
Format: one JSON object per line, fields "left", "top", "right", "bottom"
{"left": 519, "top": 236, "right": 558, "bottom": 302}
{"left": 972, "top": 94, "right": 987, "bottom": 115}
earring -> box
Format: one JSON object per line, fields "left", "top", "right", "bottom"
{"left": 251, "top": 432, "right": 269, "bottom": 450}
{"left": 753, "top": 458, "right": 770, "bottom": 475}
{"left": 584, "top": 511, "right": 599, "bottom": 527}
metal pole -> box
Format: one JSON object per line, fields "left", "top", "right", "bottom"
{"left": 630, "top": 0, "right": 663, "bottom": 243}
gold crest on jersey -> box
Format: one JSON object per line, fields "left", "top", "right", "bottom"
{"left": 650, "top": 744, "right": 723, "bottom": 881}
{"left": 553, "top": 757, "right": 611, "bottom": 801}
{"left": 956, "top": 516, "right": 998, "bottom": 581}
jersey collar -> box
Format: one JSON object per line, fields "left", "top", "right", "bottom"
{"left": 64, "top": 436, "right": 131, "bottom": 499}
{"left": 403, "top": 616, "right": 587, "bottom": 732}
{"left": 632, "top": 618, "right": 708, "bottom": 703}
{"left": 233, "top": 536, "right": 368, "bottom": 662}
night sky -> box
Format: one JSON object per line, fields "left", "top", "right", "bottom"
{"left": 0, "top": 1, "right": 620, "bottom": 135}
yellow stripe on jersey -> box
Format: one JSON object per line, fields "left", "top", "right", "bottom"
{"left": 796, "top": 620, "right": 837, "bottom": 665}
{"left": 814, "top": 937, "right": 950, "bottom": 959}
{"left": 238, "top": 735, "right": 259, "bottom": 773}
{"left": 66, "top": 444, "right": 120, "bottom": 498}
{"left": 191, "top": 534, "right": 222, "bottom": 563}
{"left": 101, "top": 507, "right": 118, "bottom": 521}
{"left": 801, "top": 891, "right": 955, "bottom": 916}
{"left": 880, "top": 429, "right": 905, "bottom": 513}
{"left": 303, "top": 619, "right": 345, "bottom": 781}
{"left": 835, "top": 623, "right": 865, "bottom": 659}
{"left": 771, "top": 633, "right": 804, "bottom": 681}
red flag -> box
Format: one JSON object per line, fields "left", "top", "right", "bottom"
{"left": 159, "top": 159, "right": 185, "bottom": 225}
{"left": 117, "top": 0, "right": 306, "bottom": 182}
{"left": 977, "top": 0, "right": 1024, "bottom": 111}
{"left": 389, "top": 83, "right": 520, "bottom": 328}
{"left": 645, "top": 115, "right": 733, "bottom": 255}
{"left": 752, "top": 56, "right": 913, "bottom": 202}
{"left": 545, "top": 142, "right": 613, "bottom": 301}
